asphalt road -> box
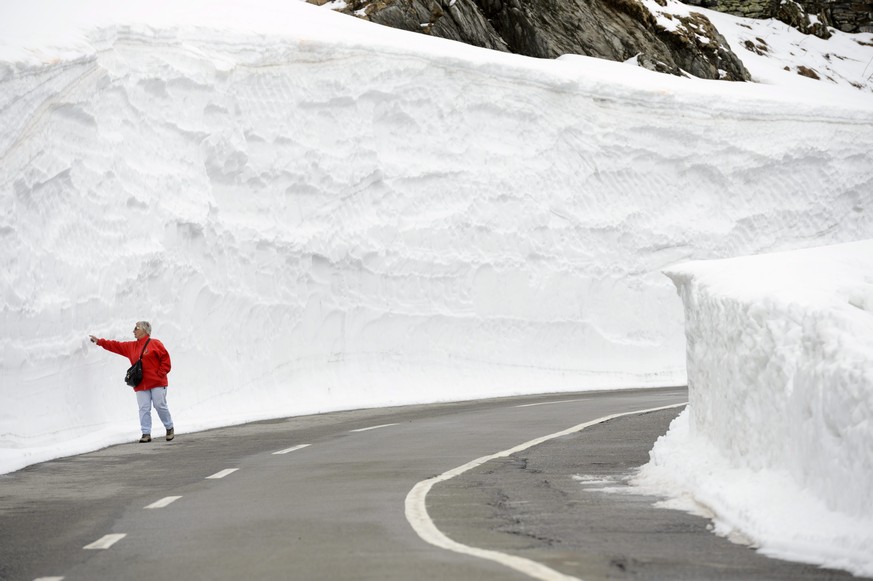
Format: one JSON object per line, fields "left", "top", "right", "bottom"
{"left": 0, "top": 387, "right": 859, "bottom": 580}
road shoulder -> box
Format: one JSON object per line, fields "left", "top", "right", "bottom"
{"left": 426, "top": 407, "right": 856, "bottom": 581}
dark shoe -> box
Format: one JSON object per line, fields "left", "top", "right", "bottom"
{"left": 139, "top": 434, "right": 152, "bottom": 443}
{"left": 166, "top": 428, "right": 175, "bottom": 441}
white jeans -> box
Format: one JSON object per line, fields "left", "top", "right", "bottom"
{"left": 135, "top": 387, "right": 174, "bottom": 435}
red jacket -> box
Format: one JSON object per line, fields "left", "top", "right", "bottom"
{"left": 97, "top": 335, "right": 171, "bottom": 391}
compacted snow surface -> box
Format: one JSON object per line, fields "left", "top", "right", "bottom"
{"left": 1, "top": 0, "right": 872, "bottom": 575}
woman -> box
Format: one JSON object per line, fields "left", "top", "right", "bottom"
{"left": 90, "top": 321, "right": 175, "bottom": 443}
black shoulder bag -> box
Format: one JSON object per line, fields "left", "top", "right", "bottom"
{"left": 125, "top": 338, "right": 151, "bottom": 387}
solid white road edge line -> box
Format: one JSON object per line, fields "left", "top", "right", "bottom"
{"left": 350, "top": 423, "right": 398, "bottom": 433}
{"left": 33, "top": 577, "right": 65, "bottom": 581}
{"left": 404, "top": 402, "right": 688, "bottom": 581}
{"left": 206, "top": 468, "right": 239, "bottom": 479}
{"left": 273, "top": 444, "right": 311, "bottom": 455}
{"left": 83, "top": 533, "right": 126, "bottom": 550}
{"left": 515, "top": 399, "right": 588, "bottom": 408}
{"left": 145, "top": 496, "right": 183, "bottom": 509}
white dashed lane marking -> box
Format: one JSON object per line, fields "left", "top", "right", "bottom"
{"left": 349, "top": 423, "right": 398, "bottom": 433}
{"left": 144, "top": 496, "right": 182, "bottom": 509}
{"left": 34, "top": 577, "right": 65, "bottom": 581}
{"left": 206, "top": 468, "right": 239, "bottom": 479}
{"left": 56, "top": 432, "right": 321, "bottom": 575}
{"left": 273, "top": 444, "right": 311, "bottom": 455}
{"left": 83, "top": 534, "right": 126, "bottom": 550}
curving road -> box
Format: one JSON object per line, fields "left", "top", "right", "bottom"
{"left": 0, "top": 387, "right": 855, "bottom": 580}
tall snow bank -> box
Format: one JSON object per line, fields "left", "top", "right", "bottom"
{"left": 637, "top": 240, "right": 873, "bottom": 576}
{"left": 2, "top": 0, "right": 873, "bottom": 473}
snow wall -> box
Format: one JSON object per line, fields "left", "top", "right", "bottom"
{"left": 639, "top": 240, "right": 873, "bottom": 576}
{"left": 2, "top": 4, "right": 873, "bottom": 473}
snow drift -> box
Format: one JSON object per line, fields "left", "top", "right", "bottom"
{"left": 637, "top": 240, "right": 873, "bottom": 576}
{"left": 2, "top": 1, "right": 873, "bottom": 474}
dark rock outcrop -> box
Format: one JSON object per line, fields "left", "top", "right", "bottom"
{"left": 776, "top": 0, "right": 833, "bottom": 39}
{"left": 683, "top": 0, "right": 872, "bottom": 33}
{"left": 332, "top": 0, "right": 752, "bottom": 81}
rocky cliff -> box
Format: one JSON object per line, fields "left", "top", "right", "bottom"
{"left": 322, "top": 0, "right": 872, "bottom": 82}
{"left": 330, "top": 0, "right": 752, "bottom": 80}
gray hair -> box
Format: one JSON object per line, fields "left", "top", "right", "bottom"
{"left": 135, "top": 321, "right": 152, "bottom": 335}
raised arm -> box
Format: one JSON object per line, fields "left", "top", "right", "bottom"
{"left": 90, "top": 335, "right": 134, "bottom": 358}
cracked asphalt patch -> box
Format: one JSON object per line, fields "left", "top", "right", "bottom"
{"left": 426, "top": 407, "right": 858, "bottom": 581}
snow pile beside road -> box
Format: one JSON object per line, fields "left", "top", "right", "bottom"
{"left": 1, "top": 0, "right": 873, "bottom": 475}
{"left": 636, "top": 240, "right": 873, "bottom": 576}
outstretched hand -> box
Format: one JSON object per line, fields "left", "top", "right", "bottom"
{"left": 89, "top": 335, "right": 98, "bottom": 343}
